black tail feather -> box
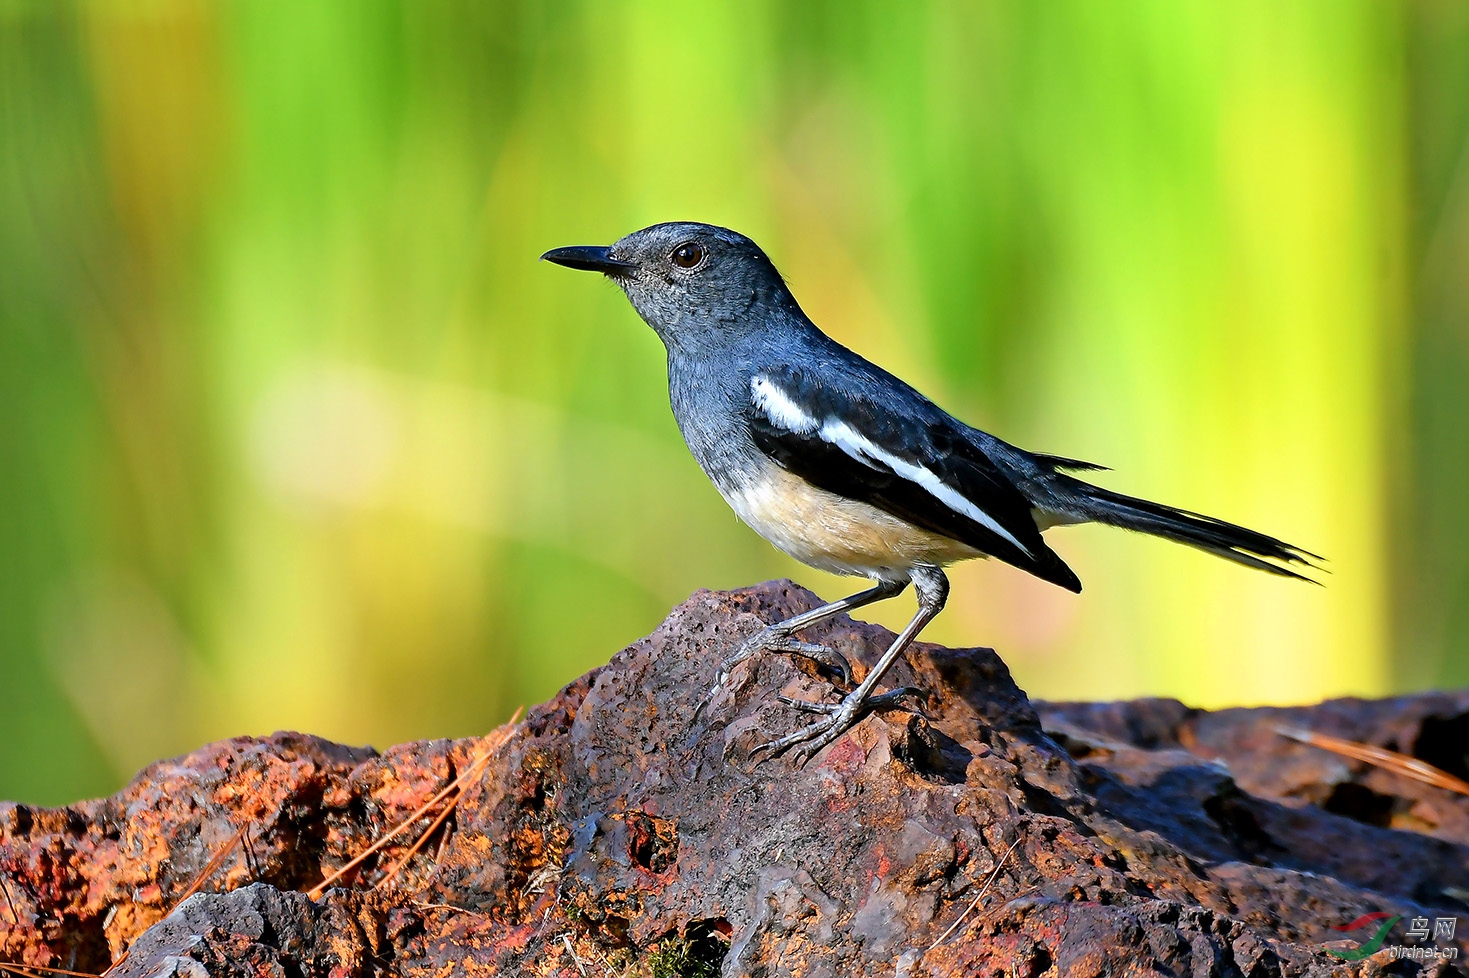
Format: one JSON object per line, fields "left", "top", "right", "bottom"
{"left": 1059, "top": 477, "right": 1322, "bottom": 583}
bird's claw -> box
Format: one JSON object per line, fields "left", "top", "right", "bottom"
{"left": 776, "top": 694, "right": 842, "bottom": 715}
{"left": 863, "top": 686, "right": 931, "bottom": 719}
{"left": 753, "top": 685, "right": 931, "bottom": 765}
{"left": 750, "top": 711, "right": 852, "bottom": 766}
{"left": 726, "top": 627, "right": 852, "bottom": 686}
{"left": 692, "top": 627, "right": 852, "bottom": 724}
{"left": 775, "top": 685, "right": 926, "bottom": 718}
{"left": 765, "top": 636, "right": 853, "bottom": 687}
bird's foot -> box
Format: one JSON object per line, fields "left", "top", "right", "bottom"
{"left": 763, "top": 635, "right": 853, "bottom": 686}
{"left": 776, "top": 686, "right": 927, "bottom": 717}
{"left": 752, "top": 686, "right": 928, "bottom": 766}
{"left": 691, "top": 626, "right": 852, "bottom": 722}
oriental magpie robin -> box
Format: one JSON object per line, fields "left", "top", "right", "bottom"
{"left": 543, "top": 222, "right": 1318, "bottom": 763}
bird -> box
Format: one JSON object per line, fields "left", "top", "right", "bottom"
{"left": 541, "top": 222, "right": 1319, "bottom": 763}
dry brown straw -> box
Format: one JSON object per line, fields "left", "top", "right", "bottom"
{"left": 0, "top": 965, "right": 104, "bottom": 978}
{"left": 1276, "top": 725, "right": 1469, "bottom": 797}
{"left": 97, "top": 820, "right": 252, "bottom": 977}
{"left": 170, "top": 823, "right": 252, "bottom": 911}
{"left": 309, "top": 708, "right": 522, "bottom": 899}
{"left": 371, "top": 721, "right": 518, "bottom": 892}
{"left": 927, "top": 833, "right": 1025, "bottom": 950}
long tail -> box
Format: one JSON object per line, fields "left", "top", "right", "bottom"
{"left": 1054, "top": 476, "right": 1323, "bottom": 583}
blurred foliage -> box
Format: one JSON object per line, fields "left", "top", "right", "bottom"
{"left": 1, "top": 0, "right": 1466, "bottom": 804}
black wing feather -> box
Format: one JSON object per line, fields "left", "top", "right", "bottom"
{"left": 1031, "top": 452, "right": 1110, "bottom": 473}
{"left": 747, "top": 365, "right": 1082, "bottom": 592}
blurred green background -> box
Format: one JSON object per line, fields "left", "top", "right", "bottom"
{"left": 2, "top": 1, "right": 1466, "bottom": 805}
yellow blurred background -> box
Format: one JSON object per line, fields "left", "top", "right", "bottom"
{"left": 2, "top": 1, "right": 1466, "bottom": 804}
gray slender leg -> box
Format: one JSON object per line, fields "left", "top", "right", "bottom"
{"left": 692, "top": 579, "right": 908, "bottom": 721}
{"left": 750, "top": 565, "right": 949, "bottom": 764}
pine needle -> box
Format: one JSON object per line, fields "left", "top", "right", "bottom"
{"left": 0, "top": 877, "right": 18, "bottom": 925}
{"left": 1276, "top": 725, "right": 1469, "bottom": 797}
{"left": 167, "top": 822, "right": 252, "bottom": 913}
{"left": 370, "top": 794, "right": 460, "bottom": 893}
{"left": 926, "top": 833, "right": 1024, "bottom": 951}
{"left": 561, "top": 934, "right": 589, "bottom": 977}
{"left": 371, "top": 721, "right": 516, "bottom": 892}
{"left": 97, "top": 820, "right": 253, "bottom": 977}
{"left": 309, "top": 708, "right": 522, "bottom": 899}
{"left": 0, "top": 964, "right": 103, "bottom": 978}
{"left": 410, "top": 902, "right": 486, "bottom": 917}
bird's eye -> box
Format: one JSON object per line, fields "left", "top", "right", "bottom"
{"left": 671, "top": 242, "right": 704, "bottom": 269}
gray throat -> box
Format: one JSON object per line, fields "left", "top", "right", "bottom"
{"left": 666, "top": 347, "right": 766, "bottom": 498}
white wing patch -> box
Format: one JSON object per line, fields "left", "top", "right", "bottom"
{"left": 751, "top": 375, "right": 817, "bottom": 433}
{"left": 750, "top": 375, "right": 1033, "bottom": 556}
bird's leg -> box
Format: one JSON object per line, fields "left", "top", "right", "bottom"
{"left": 693, "top": 579, "right": 907, "bottom": 720}
{"left": 751, "top": 566, "right": 948, "bottom": 764}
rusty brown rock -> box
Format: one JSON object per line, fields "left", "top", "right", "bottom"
{"left": 2, "top": 582, "right": 1466, "bottom": 976}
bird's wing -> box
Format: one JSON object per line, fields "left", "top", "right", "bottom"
{"left": 746, "top": 365, "right": 1081, "bottom": 592}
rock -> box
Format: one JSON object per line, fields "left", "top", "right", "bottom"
{"left": 2, "top": 581, "right": 1466, "bottom": 976}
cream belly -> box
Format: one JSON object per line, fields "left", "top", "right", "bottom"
{"left": 721, "top": 465, "right": 984, "bottom": 580}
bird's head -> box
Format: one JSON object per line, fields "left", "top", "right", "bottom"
{"left": 541, "top": 222, "right": 795, "bottom": 350}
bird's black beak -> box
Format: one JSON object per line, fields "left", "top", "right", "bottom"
{"left": 540, "top": 245, "right": 635, "bottom": 275}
